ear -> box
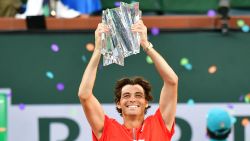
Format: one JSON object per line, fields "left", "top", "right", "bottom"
{"left": 145, "top": 101, "right": 149, "bottom": 108}
{"left": 116, "top": 102, "right": 121, "bottom": 109}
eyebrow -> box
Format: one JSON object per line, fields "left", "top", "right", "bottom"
{"left": 121, "top": 92, "right": 144, "bottom": 95}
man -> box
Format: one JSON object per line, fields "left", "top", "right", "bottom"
{"left": 78, "top": 20, "right": 178, "bottom": 141}
{"left": 207, "top": 108, "right": 233, "bottom": 141}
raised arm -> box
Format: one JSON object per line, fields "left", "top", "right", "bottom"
{"left": 132, "top": 20, "right": 178, "bottom": 131}
{"left": 78, "top": 23, "right": 109, "bottom": 139}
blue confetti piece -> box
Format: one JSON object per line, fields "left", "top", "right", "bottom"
{"left": 184, "top": 63, "right": 192, "bottom": 70}
{"left": 82, "top": 55, "right": 87, "bottom": 63}
{"left": 187, "top": 99, "right": 195, "bottom": 106}
{"left": 46, "top": 71, "right": 54, "bottom": 79}
{"left": 242, "top": 25, "right": 250, "bottom": 32}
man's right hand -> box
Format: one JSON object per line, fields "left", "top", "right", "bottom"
{"left": 95, "top": 23, "right": 109, "bottom": 51}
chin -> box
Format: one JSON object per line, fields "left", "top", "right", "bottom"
{"left": 124, "top": 110, "right": 143, "bottom": 116}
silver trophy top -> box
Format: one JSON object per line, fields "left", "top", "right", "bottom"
{"left": 101, "top": 2, "right": 141, "bottom": 66}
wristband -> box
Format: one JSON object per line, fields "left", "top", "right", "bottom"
{"left": 143, "top": 42, "right": 153, "bottom": 52}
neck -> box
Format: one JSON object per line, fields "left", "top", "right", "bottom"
{"left": 123, "top": 115, "right": 144, "bottom": 129}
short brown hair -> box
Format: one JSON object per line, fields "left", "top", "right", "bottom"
{"left": 114, "top": 76, "right": 153, "bottom": 116}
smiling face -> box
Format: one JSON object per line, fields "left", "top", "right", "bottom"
{"left": 117, "top": 84, "right": 148, "bottom": 117}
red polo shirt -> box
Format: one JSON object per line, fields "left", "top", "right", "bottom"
{"left": 92, "top": 108, "right": 175, "bottom": 141}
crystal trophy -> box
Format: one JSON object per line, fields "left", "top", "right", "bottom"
{"left": 101, "top": 2, "right": 141, "bottom": 66}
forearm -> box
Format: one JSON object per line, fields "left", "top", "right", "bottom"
{"left": 78, "top": 48, "right": 101, "bottom": 99}
{"left": 143, "top": 43, "right": 178, "bottom": 84}
{"left": 144, "top": 43, "right": 178, "bottom": 129}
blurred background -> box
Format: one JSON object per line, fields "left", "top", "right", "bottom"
{"left": 0, "top": 0, "right": 250, "bottom": 141}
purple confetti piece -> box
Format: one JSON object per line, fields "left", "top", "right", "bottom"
{"left": 239, "top": 95, "right": 244, "bottom": 102}
{"left": 207, "top": 10, "right": 216, "bottom": 17}
{"left": 227, "top": 103, "right": 234, "bottom": 109}
{"left": 114, "top": 2, "right": 120, "bottom": 7}
{"left": 151, "top": 27, "right": 160, "bottom": 36}
{"left": 57, "top": 83, "right": 64, "bottom": 91}
{"left": 7, "top": 92, "right": 12, "bottom": 98}
{"left": 51, "top": 44, "right": 60, "bottom": 52}
{"left": 19, "top": 103, "right": 25, "bottom": 110}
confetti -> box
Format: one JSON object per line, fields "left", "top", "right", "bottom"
{"left": 207, "top": 10, "right": 216, "bottom": 17}
{"left": 114, "top": 2, "right": 120, "bottom": 7}
{"left": 244, "top": 93, "right": 250, "bottom": 103}
{"left": 146, "top": 56, "right": 153, "bottom": 64}
{"left": 180, "top": 58, "right": 189, "bottom": 66}
{"left": 184, "top": 63, "right": 192, "bottom": 70}
{"left": 82, "top": 55, "right": 87, "bottom": 63}
{"left": 208, "top": 65, "right": 217, "bottom": 74}
{"left": 57, "top": 83, "right": 65, "bottom": 91}
{"left": 7, "top": 92, "right": 12, "bottom": 98}
{"left": 46, "top": 71, "right": 54, "bottom": 79}
{"left": 239, "top": 94, "right": 244, "bottom": 102}
{"left": 51, "top": 43, "right": 60, "bottom": 52}
{"left": 237, "top": 20, "right": 245, "bottom": 27}
{"left": 187, "top": 99, "right": 195, "bottom": 106}
{"left": 86, "top": 43, "right": 95, "bottom": 52}
{"left": 19, "top": 103, "right": 25, "bottom": 110}
{"left": 227, "top": 103, "right": 234, "bottom": 109}
{"left": 151, "top": 27, "right": 160, "bottom": 36}
{"left": 241, "top": 118, "right": 249, "bottom": 126}
{"left": 242, "top": 25, "right": 250, "bottom": 33}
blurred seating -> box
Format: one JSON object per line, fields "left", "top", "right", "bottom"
{"left": 100, "top": 0, "right": 162, "bottom": 15}
{"left": 231, "top": 0, "right": 250, "bottom": 8}
{"left": 0, "top": 0, "right": 22, "bottom": 17}
{"left": 230, "top": 0, "right": 250, "bottom": 15}
{"left": 138, "top": 0, "right": 162, "bottom": 15}
{"left": 161, "top": 0, "right": 219, "bottom": 14}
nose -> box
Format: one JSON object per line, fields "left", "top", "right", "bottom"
{"left": 129, "top": 95, "right": 136, "bottom": 102}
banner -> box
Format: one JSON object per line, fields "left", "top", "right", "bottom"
{"left": 6, "top": 102, "right": 250, "bottom": 140}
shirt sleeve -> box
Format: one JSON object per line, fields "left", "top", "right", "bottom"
{"left": 92, "top": 115, "right": 110, "bottom": 141}
{"left": 154, "top": 108, "right": 175, "bottom": 138}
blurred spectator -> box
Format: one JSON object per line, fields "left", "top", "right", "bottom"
{"left": 0, "top": 0, "right": 22, "bottom": 17}
{"left": 61, "top": 0, "right": 102, "bottom": 14}
{"left": 15, "top": 0, "right": 92, "bottom": 19}
{"left": 207, "top": 108, "right": 234, "bottom": 141}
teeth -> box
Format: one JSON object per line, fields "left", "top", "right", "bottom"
{"left": 128, "top": 106, "right": 137, "bottom": 108}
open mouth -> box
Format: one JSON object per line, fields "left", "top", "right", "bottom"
{"left": 126, "top": 105, "right": 139, "bottom": 109}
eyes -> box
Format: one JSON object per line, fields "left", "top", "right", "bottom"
{"left": 121, "top": 92, "right": 145, "bottom": 99}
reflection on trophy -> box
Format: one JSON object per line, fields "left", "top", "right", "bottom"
{"left": 101, "top": 2, "right": 141, "bottom": 66}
